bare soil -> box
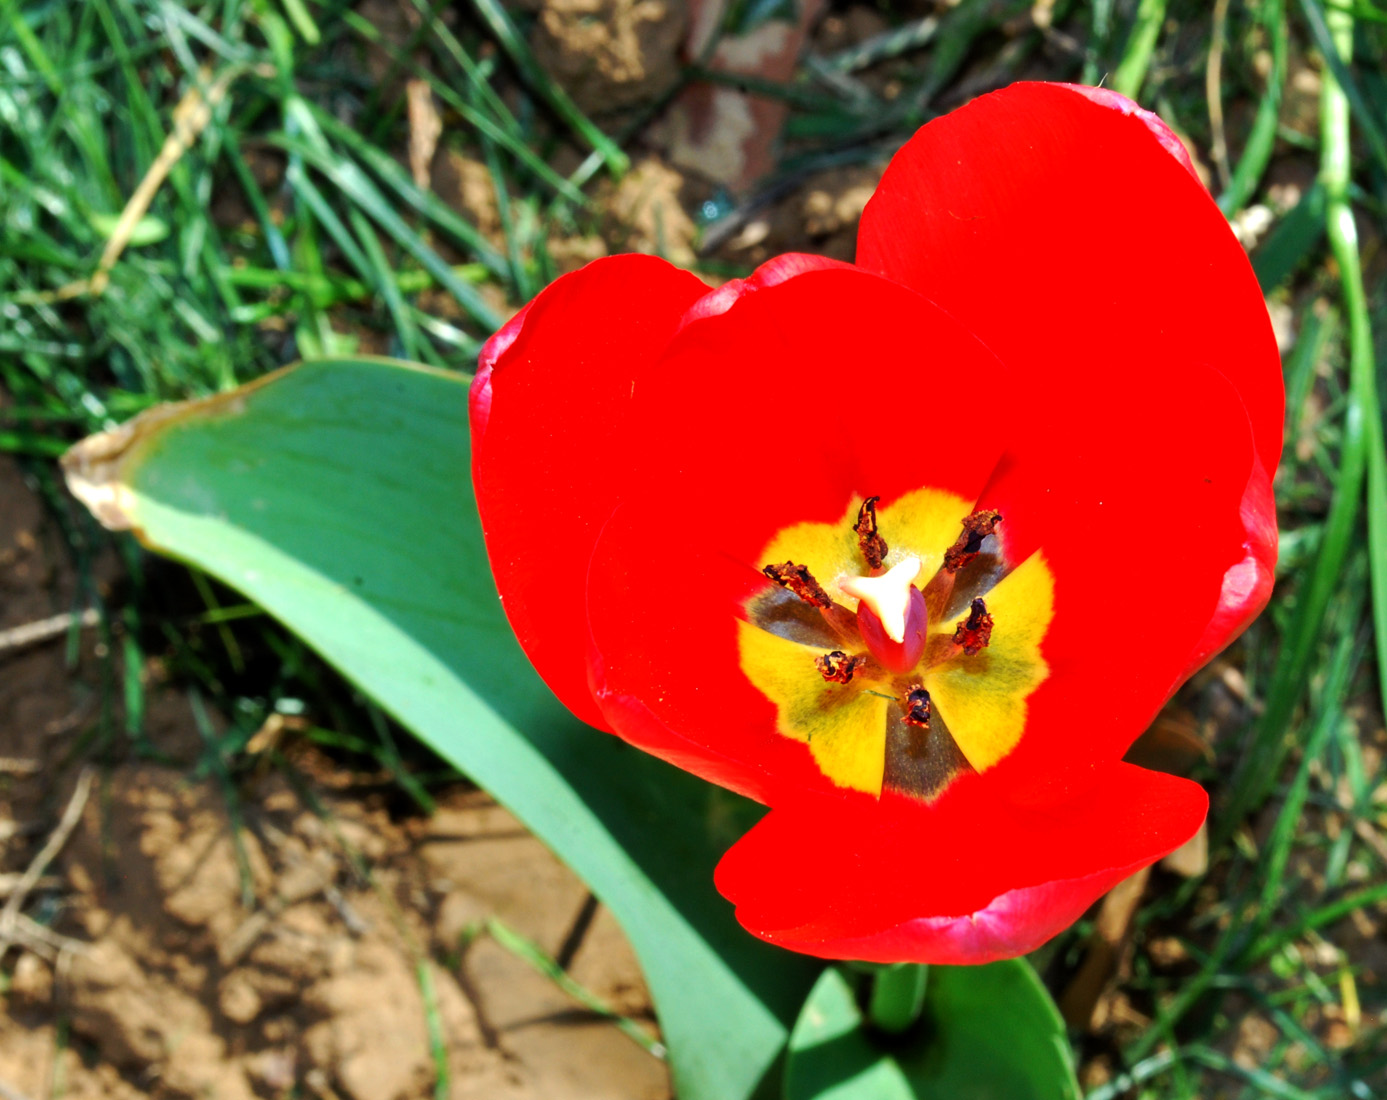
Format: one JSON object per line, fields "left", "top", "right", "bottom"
{"left": 0, "top": 453, "right": 667, "bottom": 1100}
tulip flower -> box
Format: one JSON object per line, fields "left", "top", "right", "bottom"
{"left": 469, "top": 83, "right": 1282, "bottom": 964}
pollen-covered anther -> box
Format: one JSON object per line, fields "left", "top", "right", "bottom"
{"left": 762, "top": 561, "right": 834, "bottom": 609}
{"left": 853, "top": 496, "right": 888, "bottom": 570}
{"left": 901, "top": 685, "right": 931, "bottom": 729}
{"left": 953, "top": 597, "right": 994, "bottom": 656}
{"left": 815, "top": 650, "right": 864, "bottom": 684}
{"left": 942, "top": 509, "right": 1002, "bottom": 573}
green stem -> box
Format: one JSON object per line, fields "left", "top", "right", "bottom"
{"left": 1320, "top": 6, "right": 1387, "bottom": 726}
{"left": 867, "top": 963, "right": 929, "bottom": 1035}
{"left": 1219, "top": 0, "right": 1286, "bottom": 216}
{"left": 1110, "top": 0, "right": 1167, "bottom": 99}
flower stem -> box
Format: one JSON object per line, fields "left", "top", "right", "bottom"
{"left": 867, "top": 963, "right": 929, "bottom": 1035}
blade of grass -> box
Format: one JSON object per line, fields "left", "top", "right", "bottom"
{"left": 818, "top": 14, "right": 939, "bottom": 73}
{"left": 1318, "top": 0, "right": 1387, "bottom": 725}
{"left": 481, "top": 138, "right": 534, "bottom": 303}
{"left": 1252, "top": 182, "right": 1326, "bottom": 291}
{"left": 1283, "top": 304, "right": 1334, "bottom": 448}
{"left": 1219, "top": 0, "right": 1288, "bottom": 216}
{"left": 365, "top": 705, "right": 435, "bottom": 814}
{"left": 278, "top": 0, "right": 320, "bottom": 46}
{"left": 400, "top": 0, "right": 517, "bottom": 134}
{"left": 1183, "top": 1046, "right": 1321, "bottom": 1100}
{"left": 285, "top": 160, "right": 373, "bottom": 286}
{"left": 465, "top": 0, "right": 628, "bottom": 176}
{"left": 338, "top": 9, "right": 584, "bottom": 206}
{"left": 1314, "top": 6, "right": 1387, "bottom": 729}
{"left": 303, "top": 101, "right": 511, "bottom": 279}
{"left": 0, "top": 0, "right": 63, "bottom": 94}
{"left": 416, "top": 962, "right": 450, "bottom": 1100}
{"left": 359, "top": 0, "right": 451, "bottom": 144}
{"left": 1246, "top": 879, "right": 1387, "bottom": 967}
{"left": 348, "top": 207, "right": 423, "bottom": 361}
{"left": 1110, "top": 0, "right": 1168, "bottom": 99}
{"left": 222, "top": 137, "right": 292, "bottom": 270}
{"left": 1080, "top": 0, "right": 1117, "bottom": 87}
{"left": 484, "top": 917, "right": 666, "bottom": 1059}
{"left": 272, "top": 121, "right": 502, "bottom": 330}
{"left": 1297, "top": 0, "right": 1387, "bottom": 176}
{"left": 285, "top": 182, "right": 344, "bottom": 358}
{"left": 1241, "top": 622, "right": 1362, "bottom": 955}
{"left": 1218, "top": 2, "right": 1376, "bottom": 837}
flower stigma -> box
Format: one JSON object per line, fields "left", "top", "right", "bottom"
{"left": 838, "top": 556, "right": 922, "bottom": 643}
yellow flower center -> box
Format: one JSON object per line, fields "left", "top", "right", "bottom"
{"left": 738, "top": 488, "right": 1055, "bottom": 801}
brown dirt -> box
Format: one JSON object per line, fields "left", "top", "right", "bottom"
{"left": 0, "top": 453, "right": 668, "bottom": 1100}
{"left": 530, "top": 0, "right": 688, "bottom": 114}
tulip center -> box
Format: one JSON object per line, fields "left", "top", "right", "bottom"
{"left": 738, "top": 488, "right": 1055, "bottom": 802}
{"left": 838, "top": 556, "right": 927, "bottom": 672}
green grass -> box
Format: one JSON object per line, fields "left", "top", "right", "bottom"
{"left": 3, "top": 1, "right": 1387, "bottom": 1097}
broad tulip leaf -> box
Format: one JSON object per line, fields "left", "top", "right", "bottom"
{"left": 784, "top": 963, "right": 1080, "bottom": 1100}
{"left": 62, "top": 358, "right": 821, "bottom": 1100}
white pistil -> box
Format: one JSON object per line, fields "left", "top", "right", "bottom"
{"left": 837, "top": 556, "right": 922, "bottom": 643}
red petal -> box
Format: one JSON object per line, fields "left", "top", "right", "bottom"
{"left": 1055, "top": 83, "right": 1201, "bottom": 181}
{"left": 857, "top": 82, "right": 1283, "bottom": 479}
{"left": 470, "top": 255, "right": 709, "bottom": 728}
{"left": 714, "top": 762, "right": 1207, "bottom": 964}
{"left": 975, "top": 358, "right": 1265, "bottom": 792}
{"left": 1180, "top": 459, "right": 1278, "bottom": 676}
{"left": 619, "top": 265, "right": 1010, "bottom": 536}
{"left": 679, "top": 252, "right": 855, "bottom": 325}
{"left": 583, "top": 268, "right": 1011, "bottom": 798}
{"left": 586, "top": 501, "right": 839, "bottom": 804}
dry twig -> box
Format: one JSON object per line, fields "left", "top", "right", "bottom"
{"left": 0, "top": 767, "right": 94, "bottom": 959}
{"left": 0, "top": 609, "right": 100, "bottom": 657}
{"left": 1206, "top": 0, "right": 1233, "bottom": 189}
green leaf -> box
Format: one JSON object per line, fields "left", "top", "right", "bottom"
{"left": 784, "top": 963, "right": 1080, "bottom": 1100}
{"left": 62, "top": 358, "right": 820, "bottom": 1100}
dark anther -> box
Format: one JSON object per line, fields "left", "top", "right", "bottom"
{"left": 816, "top": 650, "right": 864, "bottom": 684}
{"left": 853, "top": 496, "right": 888, "bottom": 570}
{"left": 942, "top": 509, "right": 1002, "bottom": 573}
{"left": 762, "top": 561, "right": 834, "bottom": 609}
{"left": 953, "top": 597, "right": 994, "bottom": 656}
{"left": 901, "top": 685, "right": 932, "bottom": 729}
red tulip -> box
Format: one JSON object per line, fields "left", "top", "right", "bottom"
{"left": 469, "top": 83, "right": 1282, "bottom": 964}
